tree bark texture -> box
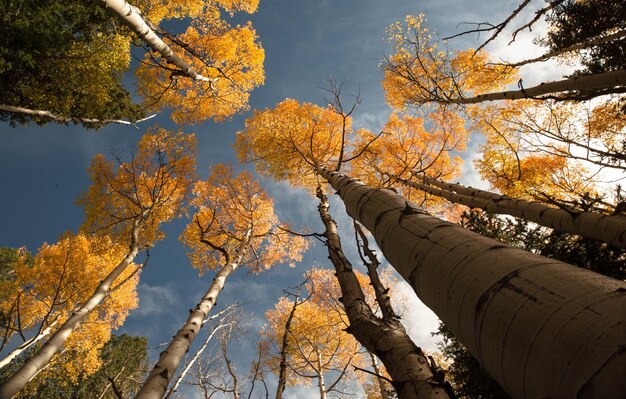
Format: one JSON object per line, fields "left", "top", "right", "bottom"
{"left": 316, "top": 354, "right": 327, "bottom": 399}
{"left": 100, "top": 0, "right": 212, "bottom": 82}
{"left": 164, "top": 323, "right": 229, "bottom": 399}
{"left": 0, "top": 244, "right": 141, "bottom": 399}
{"left": 135, "top": 231, "right": 251, "bottom": 399}
{"left": 0, "top": 320, "right": 58, "bottom": 370}
{"left": 0, "top": 104, "right": 155, "bottom": 128}
{"left": 275, "top": 290, "right": 301, "bottom": 399}
{"left": 399, "top": 176, "right": 626, "bottom": 248}
{"left": 315, "top": 187, "right": 450, "bottom": 399}
{"left": 445, "top": 69, "right": 626, "bottom": 104}
{"left": 319, "top": 167, "right": 626, "bottom": 399}
{"left": 369, "top": 352, "right": 390, "bottom": 399}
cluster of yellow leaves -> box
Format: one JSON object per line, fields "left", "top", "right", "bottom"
{"left": 142, "top": 0, "right": 258, "bottom": 26}
{"left": 136, "top": 0, "right": 264, "bottom": 124}
{"left": 261, "top": 296, "right": 365, "bottom": 387}
{"left": 0, "top": 233, "right": 139, "bottom": 383}
{"left": 236, "top": 99, "right": 347, "bottom": 191}
{"left": 469, "top": 101, "right": 602, "bottom": 201}
{"left": 382, "top": 14, "right": 517, "bottom": 110}
{"left": 351, "top": 109, "right": 466, "bottom": 204}
{"left": 181, "top": 164, "right": 307, "bottom": 274}
{"left": 79, "top": 128, "right": 197, "bottom": 247}
{"left": 260, "top": 268, "right": 408, "bottom": 392}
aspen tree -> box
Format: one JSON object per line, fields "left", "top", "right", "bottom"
{"left": 318, "top": 167, "right": 626, "bottom": 399}
{"left": 137, "top": 165, "right": 307, "bottom": 399}
{"left": 238, "top": 98, "right": 452, "bottom": 399}
{"left": 382, "top": 14, "right": 625, "bottom": 107}
{"left": 0, "top": 128, "right": 196, "bottom": 399}
{"left": 396, "top": 175, "right": 626, "bottom": 249}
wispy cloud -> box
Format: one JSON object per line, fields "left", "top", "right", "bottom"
{"left": 134, "top": 283, "right": 178, "bottom": 316}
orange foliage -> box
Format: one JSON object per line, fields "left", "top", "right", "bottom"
{"left": 382, "top": 14, "right": 517, "bottom": 110}
{"left": 351, "top": 109, "right": 466, "bottom": 204}
{"left": 261, "top": 295, "right": 365, "bottom": 387}
{"left": 136, "top": 0, "right": 264, "bottom": 124}
{"left": 78, "top": 127, "right": 196, "bottom": 248}
{"left": 0, "top": 233, "right": 138, "bottom": 382}
{"left": 469, "top": 101, "right": 601, "bottom": 201}
{"left": 180, "top": 164, "right": 308, "bottom": 274}
{"left": 236, "top": 99, "right": 349, "bottom": 191}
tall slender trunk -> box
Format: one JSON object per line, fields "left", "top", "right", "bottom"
{"left": 0, "top": 242, "right": 141, "bottom": 399}
{"left": 319, "top": 167, "right": 626, "bottom": 399}
{"left": 0, "top": 319, "right": 58, "bottom": 370}
{"left": 99, "top": 0, "right": 212, "bottom": 82}
{"left": 275, "top": 288, "right": 302, "bottom": 399}
{"left": 164, "top": 322, "right": 229, "bottom": 399}
{"left": 369, "top": 351, "right": 390, "bottom": 399}
{"left": 442, "top": 69, "right": 626, "bottom": 104}
{"left": 314, "top": 186, "right": 449, "bottom": 399}
{"left": 316, "top": 354, "right": 327, "bottom": 399}
{"left": 136, "top": 230, "right": 251, "bottom": 399}
{"left": 0, "top": 104, "right": 155, "bottom": 128}
{"left": 398, "top": 176, "right": 626, "bottom": 248}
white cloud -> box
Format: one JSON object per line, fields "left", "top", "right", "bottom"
{"left": 391, "top": 279, "right": 442, "bottom": 353}
{"left": 134, "top": 283, "right": 178, "bottom": 316}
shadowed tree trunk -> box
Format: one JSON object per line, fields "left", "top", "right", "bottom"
{"left": 434, "top": 69, "right": 626, "bottom": 103}
{"left": 314, "top": 185, "right": 450, "bottom": 399}
{"left": 318, "top": 167, "right": 626, "bottom": 399}
{"left": 136, "top": 231, "right": 251, "bottom": 399}
{"left": 395, "top": 175, "right": 626, "bottom": 248}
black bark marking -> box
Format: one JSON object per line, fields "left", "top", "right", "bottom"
{"left": 576, "top": 345, "right": 626, "bottom": 399}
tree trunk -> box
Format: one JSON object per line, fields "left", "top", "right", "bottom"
{"left": 275, "top": 289, "right": 302, "bottom": 399}
{"left": 399, "top": 176, "right": 626, "bottom": 248}
{"left": 0, "top": 243, "right": 141, "bottom": 399}
{"left": 316, "top": 354, "right": 327, "bottom": 399}
{"left": 445, "top": 69, "right": 626, "bottom": 104}
{"left": 314, "top": 185, "right": 449, "bottom": 399}
{"left": 164, "top": 322, "right": 229, "bottom": 399}
{"left": 369, "top": 351, "right": 390, "bottom": 399}
{"left": 99, "top": 0, "right": 212, "bottom": 82}
{"left": 319, "top": 167, "right": 626, "bottom": 399}
{"left": 0, "top": 104, "right": 154, "bottom": 128}
{"left": 0, "top": 319, "right": 58, "bottom": 370}
{"left": 135, "top": 230, "right": 251, "bottom": 399}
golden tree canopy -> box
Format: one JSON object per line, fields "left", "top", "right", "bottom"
{"left": 236, "top": 98, "right": 350, "bottom": 191}
{"left": 0, "top": 233, "right": 139, "bottom": 383}
{"left": 136, "top": 0, "right": 264, "bottom": 124}
{"left": 382, "top": 14, "right": 517, "bottom": 110}
{"left": 181, "top": 164, "right": 308, "bottom": 274}
{"left": 78, "top": 127, "right": 197, "bottom": 248}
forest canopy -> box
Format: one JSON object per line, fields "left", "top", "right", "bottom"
{"left": 1, "top": 0, "right": 624, "bottom": 398}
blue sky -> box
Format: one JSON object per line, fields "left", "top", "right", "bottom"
{"left": 0, "top": 0, "right": 568, "bottom": 397}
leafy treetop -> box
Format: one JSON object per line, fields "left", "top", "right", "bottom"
{"left": 180, "top": 164, "right": 308, "bottom": 274}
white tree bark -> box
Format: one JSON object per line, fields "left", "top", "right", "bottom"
{"left": 0, "top": 104, "right": 155, "bottom": 128}
{"left": 0, "top": 243, "right": 141, "bottom": 399}
{"left": 135, "top": 230, "right": 251, "bottom": 399}
{"left": 445, "top": 69, "right": 626, "bottom": 104}
{"left": 164, "top": 320, "right": 231, "bottom": 399}
{"left": 399, "top": 176, "right": 626, "bottom": 248}
{"left": 319, "top": 167, "right": 626, "bottom": 399}
{"left": 100, "top": 0, "right": 213, "bottom": 82}
{"left": 0, "top": 319, "right": 58, "bottom": 370}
